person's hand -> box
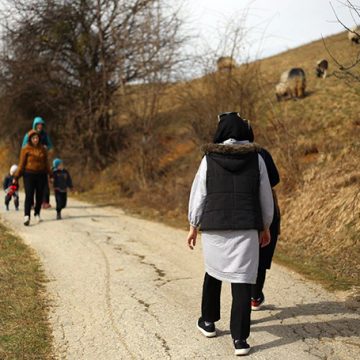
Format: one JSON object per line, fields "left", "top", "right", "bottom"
{"left": 259, "top": 229, "right": 271, "bottom": 248}
{"left": 12, "top": 178, "right": 17, "bottom": 185}
{"left": 187, "top": 225, "right": 198, "bottom": 250}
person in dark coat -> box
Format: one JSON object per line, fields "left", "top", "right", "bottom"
{"left": 52, "top": 158, "right": 73, "bottom": 220}
{"left": 187, "top": 112, "right": 274, "bottom": 356}
{"left": 239, "top": 119, "right": 281, "bottom": 310}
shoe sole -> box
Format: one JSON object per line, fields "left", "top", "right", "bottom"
{"left": 196, "top": 323, "right": 216, "bottom": 338}
{"left": 234, "top": 348, "right": 251, "bottom": 356}
{"left": 24, "top": 221, "right": 30, "bottom": 226}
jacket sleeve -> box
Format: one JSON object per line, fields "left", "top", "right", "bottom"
{"left": 260, "top": 148, "right": 280, "bottom": 188}
{"left": 44, "top": 150, "right": 53, "bottom": 176}
{"left": 3, "top": 177, "right": 8, "bottom": 190}
{"left": 66, "top": 170, "right": 73, "bottom": 188}
{"left": 188, "top": 156, "right": 207, "bottom": 228}
{"left": 14, "top": 148, "right": 27, "bottom": 179}
{"left": 258, "top": 155, "right": 274, "bottom": 229}
{"left": 22, "top": 134, "right": 29, "bottom": 148}
{"left": 45, "top": 133, "right": 54, "bottom": 150}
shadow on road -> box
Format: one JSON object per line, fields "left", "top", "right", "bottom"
{"left": 41, "top": 214, "right": 117, "bottom": 223}
{"left": 66, "top": 204, "right": 116, "bottom": 209}
{"left": 251, "top": 301, "right": 359, "bottom": 351}
{"left": 254, "top": 301, "right": 357, "bottom": 323}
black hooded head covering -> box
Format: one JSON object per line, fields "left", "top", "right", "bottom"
{"left": 213, "top": 112, "right": 254, "bottom": 143}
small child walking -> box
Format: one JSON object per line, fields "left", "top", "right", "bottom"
{"left": 3, "top": 165, "right": 19, "bottom": 211}
{"left": 52, "top": 158, "right": 73, "bottom": 220}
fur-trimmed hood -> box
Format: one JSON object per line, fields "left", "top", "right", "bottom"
{"left": 202, "top": 142, "right": 261, "bottom": 172}
{"left": 202, "top": 142, "right": 261, "bottom": 155}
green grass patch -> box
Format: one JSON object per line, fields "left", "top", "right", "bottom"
{"left": 0, "top": 221, "right": 53, "bottom": 359}
{"left": 274, "top": 245, "right": 356, "bottom": 292}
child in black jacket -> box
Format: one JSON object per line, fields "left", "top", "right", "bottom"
{"left": 52, "top": 158, "right": 73, "bottom": 219}
{"left": 3, "top": 165, "right": 19, "bottom": 211}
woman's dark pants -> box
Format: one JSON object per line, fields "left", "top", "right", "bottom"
{"left": 43, "top": 180, "right": 50, "bottom": 204}
{"left": 23, "top": 172, "right": 47, "bottom": 217}
{"left": 251, "top": 217, "right": 280, "bottom": 300}
{"left": 201, "top": 272, "right": 251, "bottom": 340}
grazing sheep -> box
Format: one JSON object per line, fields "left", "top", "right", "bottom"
{"left": 315, "top": 59, "right": 329, "bottom": 78}
{"left": 348, "top": 26, "right": 360, "bottom": 44}
{"left": 217, "top": 56, "right": 237, "bottom": 72}
{"left": 275, "top": 82, "right": 290, "bottom": 101}
{"left": 276, "top": 68, "right": 306, "bottom": 101}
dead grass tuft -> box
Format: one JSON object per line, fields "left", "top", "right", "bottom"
{"left": 0, "top": 221, "right": 53, "bottom": 359}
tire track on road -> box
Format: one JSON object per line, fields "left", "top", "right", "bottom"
{"left": 86, "top": 231, "right": 137, "bottom": 360}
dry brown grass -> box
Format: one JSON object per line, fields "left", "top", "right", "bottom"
{"left": 0, "top": 221, "right": 53, "bottom": 359}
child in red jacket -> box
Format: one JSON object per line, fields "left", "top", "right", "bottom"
{"left": 3, "top": 165, "right": 19, "bottom": 211}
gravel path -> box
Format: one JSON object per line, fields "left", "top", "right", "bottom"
{"left": 1, "top": 196, "right": 359, "bottom": 359}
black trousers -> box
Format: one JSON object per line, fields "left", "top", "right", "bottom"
{"left": 43, "top": 180, "right": 50, "bottom": 203}
{"left": 23, "top": 172, "right": 47, "bottom": 217}
{"left": 251, "top": 216, "right": 280, "bottom": 299}
{"left": 201, "top": 273, "right": 251, "bottom": 341}
{"left": 55, "top": 191, "right": 67, "bottom": 213}
{"left": 251, "top": 267, "right": 266, "bottom": 300}
{"left": 5, "top": 192, "right": 19, "bottom": 208}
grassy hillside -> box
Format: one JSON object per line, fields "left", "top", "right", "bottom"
{"left": 255, "top": 32, "right": 360, "bottom": 289}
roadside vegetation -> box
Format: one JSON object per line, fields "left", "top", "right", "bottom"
{"left": 0, "top": 222, "right": 53, "bottom": 359}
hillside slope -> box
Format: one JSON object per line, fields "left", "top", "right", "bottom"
{"left": 255, "top": 32, "right": 360, "bottom": 288}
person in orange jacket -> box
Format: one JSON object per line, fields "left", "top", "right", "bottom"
{"left": 14, "top": 130, "right": 52, "bottom": 226}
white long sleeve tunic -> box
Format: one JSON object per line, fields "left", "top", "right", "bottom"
{"left": 188, "top": 140, "right": 274, "bottom": 283}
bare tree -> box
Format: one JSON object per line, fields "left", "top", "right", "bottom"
{"left": 0, "top": 0, "right": 185, "bottom": 167}
{"left": 178, "top": 12, "right": 262, "bottom": 144}
{"left": 324, "top": 1, "right": 360, "bottom": 84}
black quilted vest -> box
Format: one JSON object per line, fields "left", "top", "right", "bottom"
{"left": 200, "top": 144, "right": 263, "bottom": 231}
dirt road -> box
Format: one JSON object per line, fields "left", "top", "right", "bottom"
{"left": 1, "top": 196, "right": 359, "bottom": 359}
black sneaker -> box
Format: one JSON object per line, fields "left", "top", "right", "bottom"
{"left": 234, "top": 339, "right": 251, "bottom": 356}
{"left": 197, "top": 318, "right": 216, "bottom": 338}
{"left": 56, "top": 212, "right": 62, "bottom": 220}
{"left": 6, "top": 204, "right": 9, "bottom": 211}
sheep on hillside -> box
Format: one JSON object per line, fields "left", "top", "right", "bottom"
{"left": 217, "top": 56, "right": 237, "bottom": 72}
{"left": 276, "top": 68, "right": 306, "bottom": 101}
{"left": 275, "top": 82, "right": 290, "bottom": 101}
{"left": 348, "top": 26, "right": 360, "bottom": 44}
{"left": 315, "top": 59, "right": 329, "bottom": 78}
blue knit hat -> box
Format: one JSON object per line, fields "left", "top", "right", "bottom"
{"left": 53, "top": 158, "right": 63, "bottom": 169}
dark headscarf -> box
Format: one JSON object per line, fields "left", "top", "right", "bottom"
{"left": 213, "top": 112, "right": 254, "bottom": 143}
